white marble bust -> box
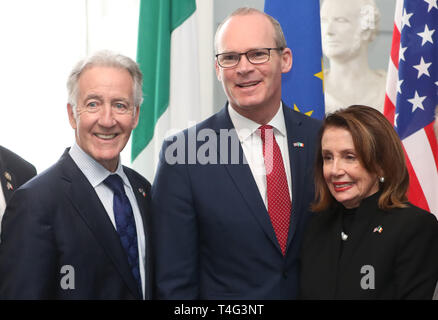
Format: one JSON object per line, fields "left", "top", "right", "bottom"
{"left": 321, "top": 0, "right": 387, "bottom": 114}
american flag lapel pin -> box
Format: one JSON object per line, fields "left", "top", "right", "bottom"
{"left": 138, "top": 188, "right": 146, "bottom": 198}
{"left": 293, "top": 142, "right": 304, "bottom": 148}
{"left": 373, "top": 225, "right": 383, "bottom": 234}
{"left": 6, "top": 181, "right": 13, "bottom": 190}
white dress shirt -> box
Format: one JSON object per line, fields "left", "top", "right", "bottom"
{"left": 228, "top": 103, "right": 293, "bottom": 207}
{"left": 69, "top": 143, "right": 146, "bottom": 299}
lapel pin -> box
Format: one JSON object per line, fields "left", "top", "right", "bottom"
{"left": 4, "top": 171, "right": 12, "bottom": 181}
{"left": 293, "top": 142, "right": 304, "bottom": 148}
{"left": 373, "top": 225, "right": 383, "bottom": 234}
{"left": 6, "top": 181, "right": 13, "bottom": 191}
{"left": 341, "top": 231, "right": 348, "bottom": 241}
{"left": 138, "top": 188, "right": 146, "bottom": 198}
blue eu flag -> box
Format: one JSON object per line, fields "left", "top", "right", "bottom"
{"left": 265, "top": 0, "right": 325, "bottom": 119}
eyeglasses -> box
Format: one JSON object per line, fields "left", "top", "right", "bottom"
{"left": 80, "top": 101, "right": 134, "bottom": 115}
{"left": 215, "top": 47, "right": 284, "bottom": 68}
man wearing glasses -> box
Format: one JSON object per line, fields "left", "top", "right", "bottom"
{"left": 0, "top": 51, "right": 152, "bottom": 299}
{"left": 152, "top": 7, "right": 321, "bottom": 299}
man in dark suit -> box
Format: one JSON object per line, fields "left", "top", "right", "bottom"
{"left": 0, "top": 51, "right": 152, "bottom": 299}
{"left": 152, "top": 8, "right": 321, "bottom": 299}
{"left": 0, "top": 146, "right": 36, "bottom": 220}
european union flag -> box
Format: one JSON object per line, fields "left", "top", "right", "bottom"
{"left": 265, "top": 0, "right": 325, "bottom": 119}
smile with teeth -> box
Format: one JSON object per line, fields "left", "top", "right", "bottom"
{"left": 237, "top": 81, "right": 261, "bottom": 88}
{"left": 333, "top": 182, "right": 354, "bottom": 191}
{"left": 95, "top": 133, "right": 118, "bottom": 140}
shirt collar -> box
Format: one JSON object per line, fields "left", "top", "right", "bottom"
{"left": 69, "top": 142, "right": 130, "bottom": 189}
{"left": 228, "top": 102, "right": 287, "bottom": 141}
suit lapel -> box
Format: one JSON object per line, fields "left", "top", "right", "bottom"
{"left": 223, "top": 158, "right": 282, "bottom": 252}
{"left": 124, "top": 168, "right": 152, "bottom": 300}
{"left": 283, "top": 106, "right": 311, "bottom": 250}
{"left": 0, "top": 157, "right": 17, "bottom": 204}
{"left": 59, "top": 151, "right": 141, "bottom": 298}
{"left": 212, "top": 106, "right": 282, "bottom": 253}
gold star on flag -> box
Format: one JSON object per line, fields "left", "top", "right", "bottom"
{"left": 294, "top": 104, "right": 314, "bottom": 117}
{"left": 314, "top": 59, "right": 324, "bottom": 91}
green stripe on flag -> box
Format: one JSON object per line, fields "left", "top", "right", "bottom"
{"left": 132, "top": 0, "right": 196, "bottom": 161}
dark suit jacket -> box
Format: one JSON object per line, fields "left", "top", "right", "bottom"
{"left": 0, "top": 146, "right": 36, "bottom": 204}
{"left": 0, "top": 149, "right": 153, "bottom": 299}
{"left": 299, "top": 192, "right": 438, "bottom": 299}
{"left": 152, "top": 104, "right": 321, "bottom": 299}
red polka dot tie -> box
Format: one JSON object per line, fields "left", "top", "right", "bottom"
{"left": 259, "top": 125, "right": 291, "bottom": 256}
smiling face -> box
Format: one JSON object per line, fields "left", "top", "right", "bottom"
{"left": 67, "top": 66, "right": 139, "bottom": 172}
{"left": 321, "top": 126, "right": 379, "bottom": 208}
{"left": 215, "top": 12, "right": 292, "bottom": 124}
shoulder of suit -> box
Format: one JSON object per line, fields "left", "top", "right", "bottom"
{"left": 0, "top": 145, "right": 37, "bottom": 177}
{"left": 161, "top": 110, "right": 225, "bottom": 149}
{"left": 385, "top": 204, "right": 438, "bottom": 227}
{"left": 283, "top": 105, "right": 322, "bottom": 127}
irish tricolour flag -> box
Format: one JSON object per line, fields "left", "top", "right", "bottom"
{"left": 131, "top": 0, "right": 201, "bottom": 181}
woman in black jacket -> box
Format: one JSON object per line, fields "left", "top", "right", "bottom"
{"left": 300, "top": 105, "right": 438, "bottom": 299}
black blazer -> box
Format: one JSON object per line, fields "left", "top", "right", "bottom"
{"left": 0, "top": 146, "right": 36, "bottom": 204}
{"left": 0, "top": 149, "right": 153, "bottom": 299}
{"left": 300, "top": 192, "right": 438, "bottom": 299}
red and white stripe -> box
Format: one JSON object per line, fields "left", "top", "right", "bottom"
{"left": 384, "top": 0, "right": 438, "bottom": 217}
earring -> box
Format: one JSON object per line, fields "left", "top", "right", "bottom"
{"left": 379, "top": 176, "right": 385, "bottom": 183}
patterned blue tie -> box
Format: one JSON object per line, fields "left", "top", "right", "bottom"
{"left": 103, "top": 174, "right": 142, "bottom": 296}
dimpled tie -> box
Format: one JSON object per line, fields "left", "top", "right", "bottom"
{"left": 103, "top": 174, "right": 142, "bottom": 295}
{"left": 259, "top": 125, "right": 291, "bottom": 256}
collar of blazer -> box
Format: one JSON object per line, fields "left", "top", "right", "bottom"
{"left": 206, "top": 101, "right": 304, "bottom": 134}
{"left": 58, "top": 149, "right": 144, "bottom": 299}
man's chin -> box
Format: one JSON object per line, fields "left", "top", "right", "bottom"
{"left": 92, "top": 151, "right": 121, "bottom": 172}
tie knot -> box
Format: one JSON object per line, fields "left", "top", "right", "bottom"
{"left": 258, "top": 125, "right": 273, "bottom": 141}
{"left": 103, "top": 174, "right": 125, "bottom": 195}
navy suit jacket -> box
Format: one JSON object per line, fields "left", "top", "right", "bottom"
{"left": 0, "top": 149, "right": 153, "bottom": 299}
{"left": 152, "top": 104, "right": 321, "bottom": 299}
{"left": 0, "top": 146, "right": 36, "bottom": 204}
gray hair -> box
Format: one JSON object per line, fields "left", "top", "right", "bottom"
{"left": 67, "top": 50, "right": 143, "bottom": 116}
{"left": 214, "top": 7, "right": 287, "bottom": 54}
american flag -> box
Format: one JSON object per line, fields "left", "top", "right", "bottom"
{"left": 384, "top": 0, "right": 438, "bottom": 217}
